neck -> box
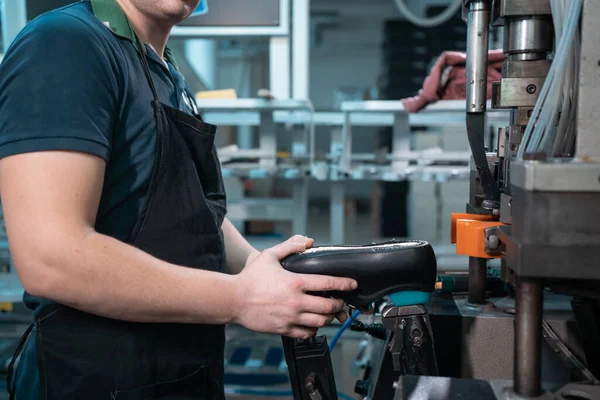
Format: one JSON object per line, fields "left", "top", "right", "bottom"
{"left": 115, "top": 0, "right": 172, "bottom": 58}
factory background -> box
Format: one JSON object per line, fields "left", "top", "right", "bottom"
{"left": 0, "top": 2, "right": 486, "bottom": 397}
{"left": 1, "top": 0, "right": 494, "bottom": 252}
{"left": 1, "top": 0, "right": 597, "bottom": 399}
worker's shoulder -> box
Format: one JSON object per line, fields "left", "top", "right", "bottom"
{"left": 21, "top": 1, "right": 119, "bottom": 51}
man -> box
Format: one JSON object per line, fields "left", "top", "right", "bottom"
{"left": 0, "top": 0, "right": 357, "bottom": 398}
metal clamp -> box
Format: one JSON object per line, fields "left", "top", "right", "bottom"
{"left": 381, "top": 304, "right": 438, "bottom": 375}
{"left": 484, "top": 226, "right": 503, "bottom": 255}
{"left": 451, "top": 213, "right": 507, "bottom": 258}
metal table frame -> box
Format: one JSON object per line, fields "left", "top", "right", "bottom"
{"left": 198, "top": 99, "right": 509, "bottom": 245}
{"left": 326, "top": 100, "right": 509, "bottom": 244}
{"left": 195, "top": 99, "right": 315, "bottom": 236}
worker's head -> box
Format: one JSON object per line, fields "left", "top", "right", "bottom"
{"left": 118, "top": 0, "right": 202, "bottom": 24}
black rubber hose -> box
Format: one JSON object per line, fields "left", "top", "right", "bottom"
{"left": 466, "top": 113, "right": 500, "bottom": 201}
{"left": 350, "top": 323, "right": 387, "bottom": 340}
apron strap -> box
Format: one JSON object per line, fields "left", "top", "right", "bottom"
{"left": 132, "top": 33, "right": 160, "bottom": 103}
{"left": 6, "top": 323, "right": 34, "bottom": 400}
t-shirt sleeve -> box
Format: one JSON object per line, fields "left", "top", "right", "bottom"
{"left": 0, "top": 11, "right": 121, "bottom": 161}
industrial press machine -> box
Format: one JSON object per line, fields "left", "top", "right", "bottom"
{"left": 402, "top": 0, "right": 600, "bottom": 397}
{"left": 454, "top": 0, "right": 600, "bottom": 397}
{"left": 280, "top": 0, "right": 600, "bottom": 399}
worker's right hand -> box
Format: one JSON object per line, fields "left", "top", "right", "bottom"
{"left": 232, "top": 235, "right": 358, "bottom": 339}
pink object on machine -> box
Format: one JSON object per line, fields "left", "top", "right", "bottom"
{"left": 400, "top": 49, "right": 506, "bottom": 113}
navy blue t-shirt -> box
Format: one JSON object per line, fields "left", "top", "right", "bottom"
{"left": 0, "top": 1, "right": 203, "bottom": 396}
{"left": 0, "top": 1, "right": 198, "bottom": 312}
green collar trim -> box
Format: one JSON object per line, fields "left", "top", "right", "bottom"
{"left": 164, "top": 47, "right": 179, "bottom": 71}
{"left": 90, "top": 0, "right": 179, "bottom": 70}
{"left": 90, "top": 0, "right": 135, "bottom": 42}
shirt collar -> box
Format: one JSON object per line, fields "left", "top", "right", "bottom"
{"left": 89, "top": 0, "right": 179, "bottom": 70}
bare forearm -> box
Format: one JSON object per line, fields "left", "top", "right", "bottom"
{"left": 222, "top": 217, "right": 259, "bottom": 274}
{"left": 28, "top": 230, "right": 240, "bottom": 324}
{"left": 0, "top": 152, "right": 244, "bottom": 325}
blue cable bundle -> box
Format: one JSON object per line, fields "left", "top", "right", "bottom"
{"left": 329, "top": 309, "right": 361, "bottom": 352}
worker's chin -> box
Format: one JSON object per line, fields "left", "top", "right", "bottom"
{"left": 163, "top": 10, "right": 192, "bottom": 24}
{"left": 177, "top": 0, "right": 201, "bottom": 20}
{"left": 161, "top": 1, "right": 200, "bottom": 23}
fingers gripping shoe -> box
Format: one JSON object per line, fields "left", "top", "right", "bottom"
{"left": 281, "top": 240, "right": 437, "bottom": 311}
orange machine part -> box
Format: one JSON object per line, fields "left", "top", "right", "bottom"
{"left": 450, "top": 213, "right": 505, "bottom": 259}
{"left": 450, "top": 213, "right": 494, "bottom": 244}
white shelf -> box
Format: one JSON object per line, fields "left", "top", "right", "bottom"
{"left": 341, "top": 99, "right": 485, "bottom": 112}
{"left": 194, "top": 98, "right": 312, "bottom": 111}
{"left": 200, "top": 100, "right": 509, "bottom": 127}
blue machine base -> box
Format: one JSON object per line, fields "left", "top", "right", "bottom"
{"left": 388, "top": 291, "right": 431, "bottom": 307}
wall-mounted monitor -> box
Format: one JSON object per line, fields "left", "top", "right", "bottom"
{"left": 170, "top": 0, "right": 289, "bottom": 37}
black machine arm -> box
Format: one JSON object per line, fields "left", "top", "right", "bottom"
{"left": 282, "top": 336, "right": 339, "bottom": 400}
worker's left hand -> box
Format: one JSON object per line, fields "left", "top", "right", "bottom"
{"left": 233, "top": 235, "right": 357, "bottom": 338}
{"left": 243, "top": 239, "right": 349, "bottom": 325}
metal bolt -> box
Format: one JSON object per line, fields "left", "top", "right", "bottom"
{"left": 410, "top": 327, "right": 423, "bottom": 339}
{"left": 479, "top": 79, "right": 484, "bottom": 84}
{"left": 477, "top": 31, "right": 483, "bottom": 37}
{"left": 526, "top": 84, "right": 537, "bottom": 94}
{"left": 470, "top": 79, "right": 475, "bottom": 84}
{"left": 471, "top": 104, "right": 476, "bottom": 109}
{"left": 305, "top": 374, "right": 323, "bottom": 400}
{"left": 511, "top": 144, "right": 517, "bottom": 151}
{"left": 487, "top": 235, "right": 499, "bottom": 250}
{"left": 413, "top": 337, "right": 423, "bottom": 346}
{"left": 401, "top": 319, "right": 406, "bottom": 327}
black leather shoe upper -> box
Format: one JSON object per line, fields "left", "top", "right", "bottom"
{"left": 281, "top": 240, "right": 437, "bottom": 310}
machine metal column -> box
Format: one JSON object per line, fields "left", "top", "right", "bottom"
{"left": 467, "top": 257, "right": 487, "bottom": 305}
{"left": 465, "top": 0, "right": 491, "bottom": 114}
{"left": 514, "top": 278, "right": 543, "bottom": 397}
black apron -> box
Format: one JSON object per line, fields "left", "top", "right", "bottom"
{"left": 7, "top": 35, "right": 228, "bottom": 400}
